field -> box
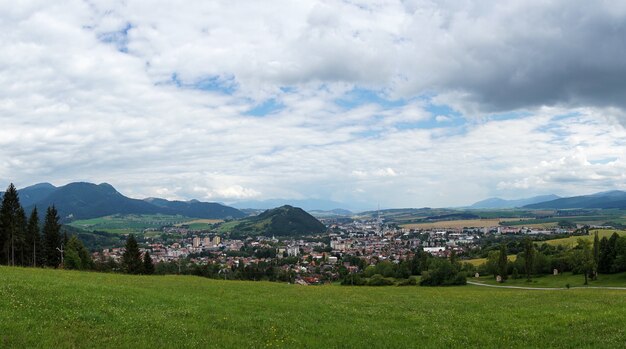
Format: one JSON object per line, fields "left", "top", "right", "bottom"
{"left": 68, "top": 214, "right": 199, "bottom": 234}
{"left": 175, "top": 219, "right": 223, "bottom": 231}
{"left": 401, "top": 218, "right": 509, "bottom": 230}
{"left": 463, "top": 254, "right": 517, "bottom": 266}
{"left": 2, "top": 267, "right": 626, "bottom": 348}
{"left": 542, "top": 229, "right": 626, "bottom": 247}
{"left": 474, "top": 271, "right": 626, "bottom": 288}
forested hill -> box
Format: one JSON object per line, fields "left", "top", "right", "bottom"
{"left": 2, "top": 182, "right": 244, "bottom": 221}
{"left": 222, "top": 205, "right": 327, "bottom": 237}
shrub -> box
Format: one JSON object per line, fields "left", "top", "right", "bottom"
{"left": 367, "top": 274, "right": 395, "bottom": 286}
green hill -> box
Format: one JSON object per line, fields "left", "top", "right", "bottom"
{"left": 1, "top": 267, "right": 626, "bottom": 348}
{"left": 220, "top": 205, "right": 326, "bottom": 237}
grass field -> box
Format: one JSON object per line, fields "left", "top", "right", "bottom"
{"left": 68, "top": 214, "right": 197, "bottom": 234}
{"left": 1, "top": 267, "right": 626, "bottom": 348}
{"left": 542, "top": 229, "right": 626, "bottom": 247}
{"left": 463, "top": 254, "right": 517, "bottom": 266}
{"left": 474, "top": 271, "right": 626, "bottom": 288}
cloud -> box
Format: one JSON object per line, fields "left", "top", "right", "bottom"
{"left": 1, "top": 1, "right": 626, "bottom": 208}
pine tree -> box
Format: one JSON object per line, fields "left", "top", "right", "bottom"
{"left": 143, "top": 251, "right": 155, "bottom": 275}
{"left": 15, "top": 207, "right": 27, "bottom": 266}
{"left": 0, "top": 183, "right": 22, "bottom": 266}
{"left": 42, "top": 206, "right": 62, "bottom": 268}
{"left": 25, "top": 207, "right": 41, "bottom": 267}
{"left": 122, "top": 234, "right": 142, "bottom": 274}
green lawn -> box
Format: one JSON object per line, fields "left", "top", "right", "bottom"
{"left": 474, "top": 271, "right": 626, "bottom": 288}
{"left": 1, "top": 267, "right": 626, "bottom": 348}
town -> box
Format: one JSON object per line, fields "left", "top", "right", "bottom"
{"left": 94, "top": 216, "right": 581, "bottom": 284}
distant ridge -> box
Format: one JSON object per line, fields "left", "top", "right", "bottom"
{"left": 523, "top": 190, "right": 626, "bottom": 209}
{"left": 3, "top": 182, "right": 244, "bottom": 221}
{"left": 469, "top": 194, "right": 560, "bottom": 209}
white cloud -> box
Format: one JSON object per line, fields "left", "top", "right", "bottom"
{"left": 1, "top": 1, "right": 626, "bottom": 208}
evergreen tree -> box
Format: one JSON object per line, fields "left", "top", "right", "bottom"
{"left": 0, "top": 183, "right": 22, "bottom": 266}
{"left": 122, "top": 234, "right": 142, "bottom": 274}
{"left": 15, "top": 207, "right": 27, "bottom": 266}
{"left": 523, "top": 237, "right": 535, "bottom": 281}
{"left": 497, "top": 243, "right": 508, "bottom": 281}
{"left": 143, "top": 251, "right": 155, "bottom": 275}
{"left": 42, "top": 206, "right": 62, "bottom": 267}
{"left": 25, "top": 208, "right": 41, "bottom": 267}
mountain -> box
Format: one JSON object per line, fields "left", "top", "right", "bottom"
{"left": 0, "top": 182, "right": 58, "bottom": 207}
{"left": 308, "top": 208, "right": 353, "bottom": 218}
{"left": 144, "top": 198, "right": 244, "bottom": 219}
{"left": 524, "top": 190, "right": 626, "bottom": 209}
{"left": 28, "top": 182, "right": 164, "bottom": 220}
{"left": 221, "top": 205, "right": 327, "bottom": 237}
{"left": 232, "top": 198, "right": 360, "bottom": 211}
{"left": 11, "top": 182, "right": 244, "bottom": 221}
{"left": 469, "top": 194, "right": 560, "bottom": 209}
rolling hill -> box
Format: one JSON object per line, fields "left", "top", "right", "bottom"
{"left": 4, "top": 182, "right": 244, "bottom": 221}
{"left": 524, "top": 190, "right": 626, "bottom": 209}
{"left": 220, "top": 205, "right": 326, "bottom": 237}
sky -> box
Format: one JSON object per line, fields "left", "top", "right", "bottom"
{"left": 1, "top": 0, "right": 626, "bottom": 209}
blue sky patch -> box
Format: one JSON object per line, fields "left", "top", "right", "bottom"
{"left": 245, "top": 98, "right": 285, "bottom": 117}
{"left": 97, "top": 23, "right": 133, "bottom": 53}
{"left": 335, "top": 88, "right": 406, "bottom": 109}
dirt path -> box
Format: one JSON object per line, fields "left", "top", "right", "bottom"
{"left": 467, "top": 281, "right": 626, "bottom": 290}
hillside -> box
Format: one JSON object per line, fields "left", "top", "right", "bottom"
{"left": 221, "top": 205, "right": 326, "bottom": 237}
{"left": 524, "top": 190, "right": 626, "bottom": 209}
{"left": 7, "top": 182, "right": 244, "bottom": 221}
{"left": 470, "top": 194, "right": 560, "bottom": 209}
{"left": 1, "top": 267, "right": 625, "bottom": 348}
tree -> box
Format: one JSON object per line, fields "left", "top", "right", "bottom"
{"left": 42, "top": 206, "right": 62, "bottom": 267}
{"left": 64, "top": 235, "right": 92, "bottom": 270}
{"left": 143, "top": 251, "right": 155, "bottom": 275}
{"left": 497, "top": 243, "right": 508, "bottom": 282}
{"left": 569, "top": 239, "right": 594, "bottom": 285}
{"left": 25, "top": 208, "right": 41, "bottom": 267}
{"left": 122, "top": 234, "right": 142, "bottom": 274}
{"left": 15, "top": 206, "right": 27, "bottom": 266}
{"left": 0, "top": 183, "right": 22, "bottom": 266}
{"left": 592, "top": 231, "right": 599, "bottom": 280}
{"left": 523, "top": 237, "right": 535, "bottom": 281}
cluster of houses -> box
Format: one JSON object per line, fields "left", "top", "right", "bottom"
{"left": 95, "top": 216, "right": 579, "bottom": 283}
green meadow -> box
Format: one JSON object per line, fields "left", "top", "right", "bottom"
{"left": 68, "top": 214, "right": 196, "bottom": 234}
{"left": 1, "top": 267, "right": 626, "bottom": 348}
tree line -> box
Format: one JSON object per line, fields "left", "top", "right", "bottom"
{"left": 0, "top": 183, "right": 154, "bottom": 274}
{"left": 478, "top": 233, "right": 626, "bottom": 285}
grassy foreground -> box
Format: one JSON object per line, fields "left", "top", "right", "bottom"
{"left": 1, "top": 267, "right": 626, "bottom": 348}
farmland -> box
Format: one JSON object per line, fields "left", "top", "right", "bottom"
{"left": 1, "top": 267, "right": 626, "bottom": 348}
{"left": 401, "top": 218, "right": 512, "bottom": 230}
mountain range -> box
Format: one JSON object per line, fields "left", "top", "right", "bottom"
{"left": 0, "top": 182, "right": 245, "bottom": 221}
{"left": 523, "top": 190, "right": 626, "bottom": 209}
{"left": 469, "top": 194, "right": 561, "bottom": 209}
{"left": 231, "top": 198, "right": 367, "bottom": 212}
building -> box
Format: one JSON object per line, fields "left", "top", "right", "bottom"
{"left": 192, "top": 237, "right": 201, "bottom": 248}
